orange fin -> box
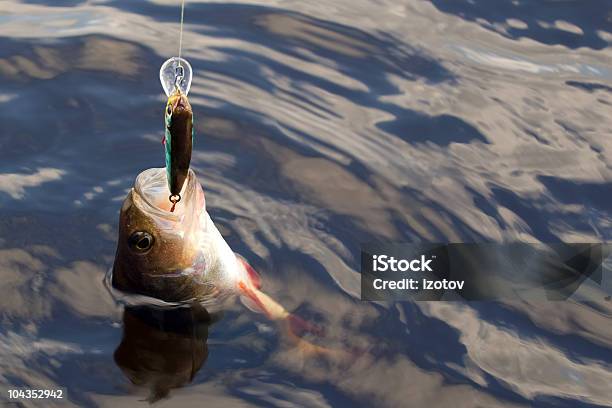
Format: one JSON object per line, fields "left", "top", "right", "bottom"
{"left": 238, "top": 281, "right": 269, "bottom": 317}
{"left": 237, "top": 280, "right": 324, "bottom": 337}
{"left": 236, "top": 255, "right": 262, "bottom": 289}
{"left": 237, "top": 281, "right": 360, "bottom": 363}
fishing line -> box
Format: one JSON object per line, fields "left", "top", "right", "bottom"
{"left": 175, "top": 0, "right": 187, "bottom": 88}
{"left": 159, "top": 0, "right": 192, "bottom": 212}
{"left": 178, "top": 0, "right": 186, "bottom": 61}
{"left": 159, "top": 0, "right": 192, "bottom": 97}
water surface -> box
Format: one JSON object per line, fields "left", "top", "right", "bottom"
{"left": 1, "top": 1, "right": 611, "bottom": 407}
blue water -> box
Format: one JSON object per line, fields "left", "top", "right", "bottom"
{"left": 0, "top": 1, "right": 611, "bottom": 407}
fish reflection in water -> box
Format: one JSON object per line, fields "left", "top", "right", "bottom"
{"left": 114, "top": 305, "right": 214, "bottom": 403}
{"left": 111, "top": 299, "right": 355, "bottom": 403}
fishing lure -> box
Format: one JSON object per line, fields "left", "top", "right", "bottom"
{"left": 163, "top": 88, "right": 193, "bottom": 211}
{"left": 160, "top": 57, "right": 194, "bottom": 212}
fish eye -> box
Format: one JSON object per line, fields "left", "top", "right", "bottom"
{"left": 128, "top": 231, "right": 154, "bottom": 253}
{"left": 166, "top": 105, "right": 172, "bottom": 115}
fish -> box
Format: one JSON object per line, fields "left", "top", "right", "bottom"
{"left": 163, "top": 88, "right": 193, "bottom": 209}
{"left": 112, "top": 167, "right": 235, "bottom": 303}
{"left": 111, "top": 167, "right": 344, "bottom": 358}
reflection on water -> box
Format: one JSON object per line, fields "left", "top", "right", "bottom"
{"left": 0, "top": 0, "right": 611, "bottom": 407}
{"left": 114, "top": 305, "right": 213, "bottom": 402}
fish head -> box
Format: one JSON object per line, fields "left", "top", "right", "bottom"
{"left": 112, "top": 167, "right": 208, "bottom": 302}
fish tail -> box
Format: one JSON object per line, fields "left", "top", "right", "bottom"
{"left": 237, "top": 279, "right": 359, "bottom": 362}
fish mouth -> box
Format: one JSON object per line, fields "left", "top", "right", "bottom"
{"left": 134, "top": 167, "right": 201, "bottom": 216}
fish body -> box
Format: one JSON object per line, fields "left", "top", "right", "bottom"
{"left": 112, "top": 167, "right": 246, "bottom": 303}
{"left": 164, "top": 89, "right": 193, "bottom": 199}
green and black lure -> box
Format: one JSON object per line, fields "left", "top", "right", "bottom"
{"left": 163, "top": 88, "right": 194, "bottom": 212}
